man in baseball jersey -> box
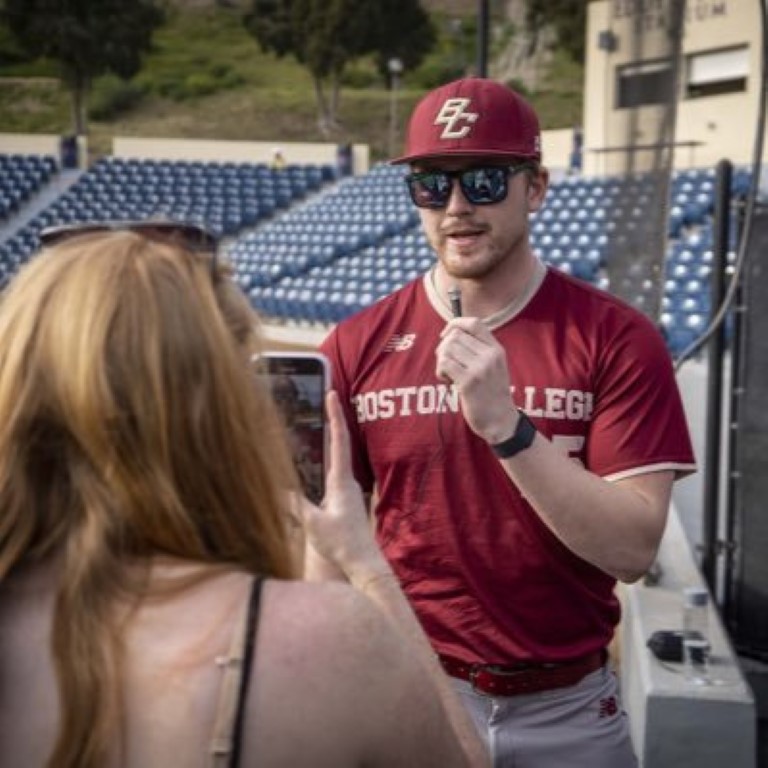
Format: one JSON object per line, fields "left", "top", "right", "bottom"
{"left": 317, "top": 77, "right": 696, "bottom": 766}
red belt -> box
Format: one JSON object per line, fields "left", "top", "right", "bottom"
{"left": 439, "top": 652, "right": 604, "bottom": 697}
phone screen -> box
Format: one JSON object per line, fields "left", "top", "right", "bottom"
{"left": 259, "top": 352, "right": 329, "bottom": 504}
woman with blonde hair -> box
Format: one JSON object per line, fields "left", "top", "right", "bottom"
{"left": 0, "top": 223, "right": 487, "bottom": 768}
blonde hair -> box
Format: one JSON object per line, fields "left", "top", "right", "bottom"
{"left": 0, "top": 230, "right": 297, "bottom": 766}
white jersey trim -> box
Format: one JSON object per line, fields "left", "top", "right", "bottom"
{"left": 422, "top": 258, "right": 548, "bottom": 329}
{"left": 604, "top": 462, "right": 697, "bottom": 483}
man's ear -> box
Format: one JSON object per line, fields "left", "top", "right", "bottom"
{"left": 527, "top": 167, "right": 550, "bottom": 212}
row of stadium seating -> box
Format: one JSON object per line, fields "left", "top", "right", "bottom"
{"left": 0, "top": 156, "right": 338, "bottom": 285}
{"left": 0, "top": 153, "right": 59, "bottom": 222}
{"left": 238, "top": 163, "right": 743, "bottom": 347}
{"left": 0, "top": 152, "right": 748, "bottom": 354}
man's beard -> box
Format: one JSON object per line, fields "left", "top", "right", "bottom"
{"left": 439, "top": 232, "right": 526, "bottom": 281}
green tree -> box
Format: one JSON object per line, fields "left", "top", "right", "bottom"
{"left": 525, "top": 0, "right": 586, "bottom": 63}
{"left": 244, "top": 0, "right": 435, "bottom": 136}
{"left": 1, "top": 0, "right": 164, "bottom": 136}
{"left": 370, "top": 0, "right": 435, "bottom": 84}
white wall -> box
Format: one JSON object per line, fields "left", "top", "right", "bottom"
{"left": 0, "top": 133, "right": 60, "bottom": 155}
{"left": 0, "top": 132, "right": 88, "bottom": 166}
{"left": 112, "top": 136, "right": 370, "bottom": 174}
{"left": 541, "top": 127, "right": 578, "bottom": 175}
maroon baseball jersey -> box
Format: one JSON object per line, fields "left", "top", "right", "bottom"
{"left": 321, "top": 262, "right": 696, "bottom": 664}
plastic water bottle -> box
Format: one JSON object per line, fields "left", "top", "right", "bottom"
{"left": 682, "top": 586, "right": 711, "bottom": 684}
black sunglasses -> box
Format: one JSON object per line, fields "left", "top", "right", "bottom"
{"left": 405, "top": 164, "right": 534, "bottom": 209}
{"left": 38, "top": 220, "right": 219, "bottom": 276}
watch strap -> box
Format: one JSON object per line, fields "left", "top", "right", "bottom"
{"left": 490, "top": 411, "right": 536, "bottom": 458}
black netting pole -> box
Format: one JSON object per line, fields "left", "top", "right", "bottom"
{"left": 477, "top": 0, "right": 489, "bottom": 77}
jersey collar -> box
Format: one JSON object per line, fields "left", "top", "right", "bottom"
{"left": 423, "top": 258, "right": 547, "bottom": 329}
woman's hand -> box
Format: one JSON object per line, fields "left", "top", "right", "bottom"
{"left": 302, "top": 395, "right": 490, "bottom": 767}
{"left": 300, "top": 390, "right": 388, "bottom": 580}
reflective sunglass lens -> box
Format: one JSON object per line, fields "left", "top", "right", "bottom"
{"left": 406, "top": 172, "right": 452, "bottom": 208}
{"left": 460, "top": 167, "right": 508, "bottom": 204}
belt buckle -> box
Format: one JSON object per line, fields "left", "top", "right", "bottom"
{"left": 487, "top": 663, "right": 533, "bottom": 677}
{"left": 468, "top": 663, "right": 527, "bottom": 694}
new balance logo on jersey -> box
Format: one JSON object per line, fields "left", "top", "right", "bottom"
{"left": 384, "top": 334, "right": 416, "bottom": 352}
{"left": 434, "top": 98, "right": 479, "bottom": 139}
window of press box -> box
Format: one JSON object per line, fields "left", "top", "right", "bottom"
{"left": 616, "top": 59, "right": 675, "bottom": 109}
{"left": 686, "top": 45, "right": 749, "bottom": 99}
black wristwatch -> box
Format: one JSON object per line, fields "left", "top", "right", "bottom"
{"left": 490, "top": 411, "right": 537, "bottom": 458}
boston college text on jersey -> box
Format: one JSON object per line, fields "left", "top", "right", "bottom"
{"left": 352, "top": 384, "right": 595, "bottom": 423}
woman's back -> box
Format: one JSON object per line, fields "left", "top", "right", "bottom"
{"left": 0, "top": 227, "right": 486, "bottom": 767}
{"left": 1, "top": 560, "right": 465, "bottom": 767}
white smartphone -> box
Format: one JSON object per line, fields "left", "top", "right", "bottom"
{"left": 256, "top": 351, "right": 330, "bottom": 504}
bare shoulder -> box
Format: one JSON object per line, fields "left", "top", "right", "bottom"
{"left": 244, "top": 579, "right": 467, "bottom": 767}
{"left": 256, "top": 580, "right": 404, "bottom": 705}
{"left": 261, "top": 579, "right": 384, "bottom": 654}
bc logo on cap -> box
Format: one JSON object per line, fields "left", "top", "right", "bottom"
{"left": 434, "top": 98, "right": 479, "bottom": 139}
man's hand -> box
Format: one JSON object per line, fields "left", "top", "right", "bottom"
{"left": 435, "top": 317, "right": 518, "bottom": 445}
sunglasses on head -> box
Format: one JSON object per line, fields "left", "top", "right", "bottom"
{"left": 404, "top": 163, "right": 534, "bottom": 209}
{"left": 38, "top": 220, "right": 219, "bottom": 277}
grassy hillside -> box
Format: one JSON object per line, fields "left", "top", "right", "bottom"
{"left": 0, "top": 3, "right": 583, "bottom": 162}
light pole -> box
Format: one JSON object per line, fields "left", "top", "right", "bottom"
{"left": 388, "top": 57, "right": 404, "bottom": 158}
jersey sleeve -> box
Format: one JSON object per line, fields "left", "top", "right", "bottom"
{"left": 319, "top": 326, "right": 376, "bottom": 492}
{"left": 587, "top": 313, "right": 696, "bottom": 481}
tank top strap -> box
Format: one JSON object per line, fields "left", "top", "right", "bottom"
{"left": 208, "top": 576, "right": 264, "bottom": 768}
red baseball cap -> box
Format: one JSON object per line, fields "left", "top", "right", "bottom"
{"left": 390, "top": 77, "right": 542, "bottom": 165}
